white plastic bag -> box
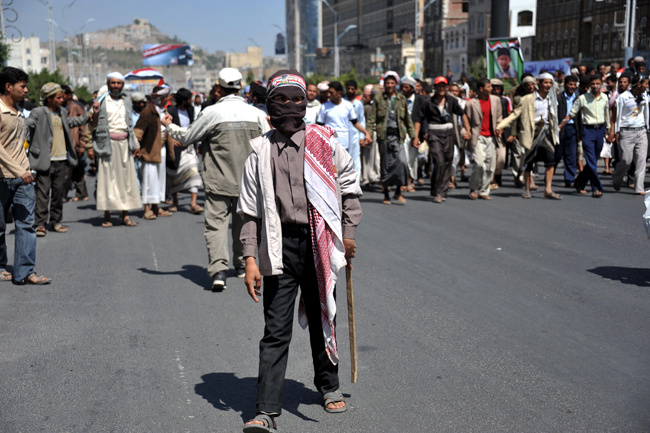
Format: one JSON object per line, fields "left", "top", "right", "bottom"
{"left": 600, "top": 141, "right": 612, "bottom": 158}
{"left": 643, "top": 190, "right": 650, "bottom": 239}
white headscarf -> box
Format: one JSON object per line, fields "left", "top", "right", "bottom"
{"left": 106, "top": 72, "right": 125, "bottom": 82}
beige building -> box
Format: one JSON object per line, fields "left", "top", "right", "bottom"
{"left": 8, "top": 37, "right": 52, "bottom": 73}
{"left": 80, "top": 18, "right": 166, "bottom": 51}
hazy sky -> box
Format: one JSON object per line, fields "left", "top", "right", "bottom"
{"left": 12, "top": 0, "right": 286, "bottom": 56}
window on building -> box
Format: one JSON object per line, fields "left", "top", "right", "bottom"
{"left": 640, "top": 17, "right": 648, "bottom": 48}
{"left": 27, "top": 60, "right": 31, "bottom": 66}
{"left": 564, "top": 30, "right": 569, "bottom": 55}
{"left": 602, "top": 24, "right": 609, "bottom": 52}
{"left": 26, "top": 48, "right": 31, "bottom": 54}
{"left": 594, "top": 25, "right": 600, "bottom": 52}
{"left": 478, "top": 14, "right": 484, "bottom": 32}
{"left": 387, "top": 10, "right": 393, "bottom": 31}
{"left": 469, "top": 16, "right": 475, "bottom": 34}
{"left": 41, "top": 57, "right": 47, "bottom": 64}
{"left": 462, "top": 1, "right": 468, "bottom": 12}
{"left": 518, "top": 11, "right": 533, "bottom": 26}
{"left": 571, "top": 29, "right": 577, "bottom": 53}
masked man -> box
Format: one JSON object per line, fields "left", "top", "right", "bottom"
{"left": 238, "top": 69, "right": 362, "bottom": 432}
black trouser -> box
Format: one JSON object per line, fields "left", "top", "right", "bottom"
{"left": 257, "top": 224, "right": 338, "bottom": 415}
{"left": 428, "top": 130, "right": 455, "bottom": 197}
{"left": 35, "top": 161, "right": 68, "bottom": 228}
{"left": 66, "top": 153, "right": 88, "bottom": 200}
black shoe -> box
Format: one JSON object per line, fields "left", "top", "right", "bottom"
{"left": 212, "top": 271, "right": 227, "bottom": 292}
{"left": 236, "top": 267, "right": 245, "bottom": 278}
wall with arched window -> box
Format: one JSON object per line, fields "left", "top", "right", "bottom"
{"left": 594, "top": 25, "right": 601, "bottom": 53}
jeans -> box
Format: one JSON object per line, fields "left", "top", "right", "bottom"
{"left": 0, "top": 178, "right": 37, "bottom": 282}
{"left": 555, "top": 124, "right": 578, "bottom": 184}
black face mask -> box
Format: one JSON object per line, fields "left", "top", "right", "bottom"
{"left": 267, "top": 86, "right": 307, "bottom": 137}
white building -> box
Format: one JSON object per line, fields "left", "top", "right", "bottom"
{"left": 442, "top": 21, "right": 468, "bottom": 81}
{"left": 509, "top": 0, "right": 536, "bottom": 61}
{"left": 8, "top": 37, "right": 52, "bottom": 73}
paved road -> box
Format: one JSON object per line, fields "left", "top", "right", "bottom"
{"left": 1, "top": 170, "right": 649, "bottom": 432}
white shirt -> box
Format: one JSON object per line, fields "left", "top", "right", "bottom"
{"left": 534, "top": 91, "right": 549, "bottom": 125}
{"left": 304, "top": 99, "right": 321, "bottom": 125}
{"left": 615, "top": 90, "right": 649, "bottom": 132}
{"left": 178, "top": 108, "right": 191, "bottom": 128}
{"left": 317, "top": 99, "right": 357, "bottom": 149}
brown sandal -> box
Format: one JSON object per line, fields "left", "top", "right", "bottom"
{"left": 122, "top": 216, "right": 137, "bottom": 227}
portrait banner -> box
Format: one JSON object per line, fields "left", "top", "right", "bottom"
{"left": 486, "top": 38, "right": 523, "bottom": 90}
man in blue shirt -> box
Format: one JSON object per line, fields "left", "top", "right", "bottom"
{"left": 555, "top": 75, "right": 581, "bottom": 187}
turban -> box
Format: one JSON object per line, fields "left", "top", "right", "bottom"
{"left": 152, "top": 85, "right": 171, "bottom": 97}
{"left": 490, "top": 78, "right": 504, "bottom": 86}
{"left": 402, "top": 76, "right": 417, "bottom": 88}
{"left": 363, "top": 84, "right": 374, "bottom": 94}
{"left": 40, "top": 82, "right": 63, "bottom": 105}
{"left": 317, "top": 81, "right": 330, "bottom": 92}
{"left": 538, "top": 73, "right": 554, "bottom": 81}
{"left": 383, "top": 70, "right": 400, "bottom": 84}
{"left": 522, "top": 76, "right": 536, "bottom": 84}
{"left": 131, "top": 92, "right": 146, "bottom": 102}
{"left": 633, "top": 56, "right": 645, "bottom": 63}
{"left": 266, "top": 69, "right": 307, "bottom": 137}
{"left": 106, "top": 72, "right": 125, "bottom": 82}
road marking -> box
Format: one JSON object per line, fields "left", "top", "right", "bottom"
{"left": 175, "top": 350, "right": 194, "bottom": 421}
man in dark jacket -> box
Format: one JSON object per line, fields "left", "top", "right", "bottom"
{"left": 61, "top": 85, "right": 89, "bottom": 202}
{"left": 25, "top": 83, "right": 87, "bottom": 236}
{"left": 555, "top": 75, "right": 582, "bottom": 187}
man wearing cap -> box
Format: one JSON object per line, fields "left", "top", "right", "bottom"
{"left": 498, "top": 73, "right": 561, "bottom": 199}
{"left": 366, "top": 71, "right": 415, "bottom": 204}
{"left": 613, "top": 74, "right": 649, "bottom": 194}
{"left": 490, "top": 78, "right": 510, "bottom": 188}
{"left": 238, "top": 69, "right": 361, "bottom": 432}
{"left": 495, "top": 48, "right": 517, "bottom": 79}
{"left": 559, "top": 74, "right": 612, "bottom": 197}
{"left": 633, "top": 56, "right": 646, "bottom": 75}
{"left": 90, "top": 72, "right": 142, "bottom": 227}
{"left": 25, "top": 83, "right": 87, "bottom": 236}
{"left": 555, "top": 75, "right": 582, "bottom": 187}
{"left": 466, "top": 78, "right": 503, "bottom": 199}
{"left": 414, "top": 76, "right": 470, "bottom": 203}
{"left": 317, "top": 81, "right": 330, "bottom": 103}
{"left": 131, "top": 92, "right": 147, "bottom": 125}
{"left": 133, "top": 86, "right": 174, "bottom": 220}
{"left": 360, "top": 84, "right": 381, "bottom": 188}
{"left": 402, "top": 76, "right": 424, "bottom": 190}
{"left": 508, "top": 75, "right": 536, "bottom": 186}
{"left": 162, "top": 68, "right": 269, "bottom": 291}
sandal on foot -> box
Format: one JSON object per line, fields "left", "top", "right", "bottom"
{"left": 469, "top": 191, "right": 479, "bottom": 200}
{"left": 393, "top": 195, "right": 406, "bottom": 205}
{"left": 323, "top": 391, "right": 347, "bottom": 413}
{"left": 190, "top": 205, "right": 204, "bottom": 214}
{"left": 243, "top": 414, "right": 277, "bottom": 432}
{"left": 479, "top": 194, "right": 492, "bottom": 200}
{"left": 168, "top": 206, "right": 178, "bottom": 212}
{"left": 575, "top": 186, "right": 588, "bottom": 195}
{"left": 52, "top": 223, "right": 68, "bottom": 233}
{"left": 18, "top": 273, "right": 52, "bottom": 285}
{"left": 383, "top": 198, "right": 391, "bottom": 205}
{"left": 592, "top": 190, "right": 603, "bottom": 198}
{"left": 522, "top": 192, "right": 532, "bottom": 199}
{"left": 544, "top": 192, "right": 562, "bottom": 200}
{"left": 143, "top": 210, "right": 157, "bottom": 220}
{"left": 102, "top": 220, "right": 113, "bottom": 228}
{"left": 36, "top": 226, "right": 46, "bottom": 237}
{"left": 157, "top": 209, "right": 172, "bottom": 217}
{"left": 1, "top": 270, "right": 12, "bottom": 281}
{"left": 122, "top": 216, "right": 137, "bottom": 227}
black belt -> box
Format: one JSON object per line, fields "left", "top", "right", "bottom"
{"left": 386, "top": 127, "right": 399, "bottom": 133}
{"left": 621, "top": 126, "right": 646, "bottom": 131}
{"left": 281, "top": 223, "right": 310, "bottom": 236}
{"left": 584, "top": 123, "right": 605, "bottom": 129}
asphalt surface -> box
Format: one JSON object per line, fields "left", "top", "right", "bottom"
{"left": 1, "top": 167, "right": 649, "bottom": 433}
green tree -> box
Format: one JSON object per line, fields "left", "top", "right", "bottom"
{"left": 466, "top": 59, "right": 487, "bottom": 81}
{"left": 74, "top": 85, "right": 93, "bottom": 104}
{"left": 26, "top": 69, "right": 69, "bottom": 105}
{"left": 0, "top": 34, "right": 11, "bottom": 66}
{"left": 245, "top": 68, "right": 255, "bottom": 85}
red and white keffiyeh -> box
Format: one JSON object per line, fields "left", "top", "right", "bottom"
{"left": 298, "top": 125, "right": 347, "bottom": 365}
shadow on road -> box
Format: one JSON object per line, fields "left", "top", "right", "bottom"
{"left": 195, "top": 372, "right": 320, "bottom": 423}
{"left": 138, "top": 264, "right": 212, "bottom": 289}
{"left": 587, "top": 266, "right": 650, "bottom": 287}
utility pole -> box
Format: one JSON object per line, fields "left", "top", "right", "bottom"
{"left": 624, "top": 0, "right": 637, "bottom": 66}
{"left": 490, "top": 0, "right": 509, "bottom": 39}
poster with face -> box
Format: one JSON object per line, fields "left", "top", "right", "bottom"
{"left": 486, "top": 38, "right": 523, "bottom": 90}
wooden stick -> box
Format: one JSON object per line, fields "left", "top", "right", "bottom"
{"left": 346, "top": 264, "right": 358, "bottom": 383}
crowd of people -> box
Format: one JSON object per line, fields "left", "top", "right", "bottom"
{"left": 0, "top": 54, "right": 648, "bottom": 431}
